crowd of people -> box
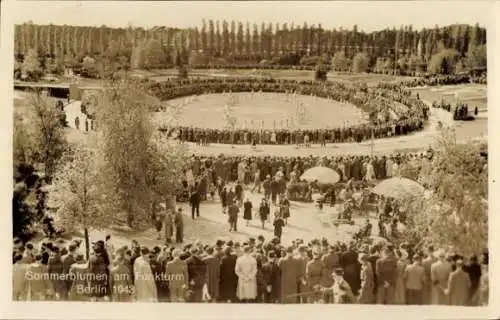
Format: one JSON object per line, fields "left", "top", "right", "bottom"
{"left": 148, "top": 78, "right": 428, "bottom": 145}
{"left": 431, "top": 99, "right": 478, "bottom": 121}
{"left": 12, "top": 232, "right": 489, "bottom": 305}
{"left": 397, "top": 73, "right": 485, "bottom": 88}
{"left": 178, "top": 150, "right": 435, "bottom": 201}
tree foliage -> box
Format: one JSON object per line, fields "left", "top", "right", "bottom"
{"left": 401, "top": 129, "right": 488, "bottom": 256}
{"left": 15, "top": 22, "right": 486, "bottom": 75}
{"left": 21, "top": 48, "right": 42, "bottom": 81}
{"left": 427, "top": 49, "right": 460, "bottom": 75}
{"left": 352, "top": 53, "right": 370, "bottom": 73}
{"left": 20, "top": 93, "right": 68, "bottom": 178}
{"left": 330, "top": 51, "right": 351, "bottom": 72}
{"left": 50, "top": 150, "right": 104, "bottom": 232}
{"left": 94, "top": 79, "right": 188, "bottom": 229}
{"left": 13, "top": 164, "right": 43, "bottom": 241}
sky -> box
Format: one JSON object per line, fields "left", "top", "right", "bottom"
{"left": 12, "top": 1, "right": 493, "bottom": 32}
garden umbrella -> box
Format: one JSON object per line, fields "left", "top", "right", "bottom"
{"left": 300, "top": 166, "right": 340, "bottom": 184}
{"left": 372, "top": 177, "right": 425, "bottom": 200}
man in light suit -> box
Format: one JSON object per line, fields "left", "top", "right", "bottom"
{"left": 430, "top": 249, "right": 452, "bottom": 305}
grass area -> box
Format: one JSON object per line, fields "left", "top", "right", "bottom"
{"left": 411, "top": 84, "right": 488, "bottom": 140}
{"left": 411, "top": 84, "right": 487, "bottom": 110}
{"left": 156, "top": 92, "right": 368, "bottom": 130}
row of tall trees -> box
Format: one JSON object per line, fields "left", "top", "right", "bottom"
{"left": 14, "top": 21, "right": 487, "bottom": 76}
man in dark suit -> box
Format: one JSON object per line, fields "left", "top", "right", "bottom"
{"left": 375, "top": 245, "right": 398, "bottom": 304}
{"left": 186, "top": 248, "right": 207, "bottom": 302}
{"left": 262, "top": 252, "right": 280, "bottom": 303}
{"left": 189, "top": 184, "right": 201, "bottom": 220}
{"left": 61, "top": 242, "right": 78, "bottom": 300}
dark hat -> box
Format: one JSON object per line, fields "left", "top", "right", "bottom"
{"left": 333, "top": 267, "right": 344, "bottom": 276}
{"left": 216, "top": 239, "right": 225, "bottom": 247}
{"left": 140, "top": 246, "right": 150, "bottom": 255}
{"left": 226, "top": 240, "right": 234, "bottom": 247}
{"left": 286, "top": 246, "right": 294, "bottom": 253}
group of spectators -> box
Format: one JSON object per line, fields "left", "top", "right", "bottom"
{"left": 12, "top": 233, "right": 489, "bottom": 306}
{"left": 164, "top": 119, "right": 424, "bottom": 145}
{"left": 148, "top": 77, "right": 428, "bottom": 145}
{"left": 431, "top": 99, "right": 478, "bottom": 121}
{"left": 397, "top": 73, "right": 486, "bottom": 88}
{"left": 180, "top": 151, "right": 434, "bottom": 198}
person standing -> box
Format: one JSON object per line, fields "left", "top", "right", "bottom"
{"left": 446, "top": 260, "right": 471, "bottom": 306}
{"left": 479, "top": 251, "right": 488, "bottom": 306}
{"left": 203, "top": 247, "right": 221, "bottom": 302}
{"left": 47, "top": 246, "right": 66, "bottom": 300}
{"left": 228, "top": 203, "right": 239, "bottom": 232}
{"left": 164, "top": 210, "right": 174, "bottom": 244}
{"left": 273, "top": 212, "right": 285, "bottom": 242}
{"left": 404, "top": 254, "right": 427, "bottom": 305}
{"left": 295, "top": 246, "right": 310, "bottom": 303}
{"left": 305, "top": 249, "right": 325, "bottom": 303}
{"left": 243, "top": 198, "right": 253, "bottom": 226}
{"left": 68, "top": 254, "right": 89, "bottom": 301}
{"left": 166, "top": 249, "right": 189, "bottom": 302}
{"left": 263, "top": 176, "right": 272, "bottom": 201}
{"left": 174, "top": 208, "right": 184, "bottom": 244}
{"left": 393, "top": 251, "right": 409, "bottom": 304}
{"left": 186, "top": 248, "right": 208, "bottom": 302}
{"left": 219, "top": 246, "right": 238, "bottom": 302}
{"left": 321, "top": 245, "right": 340, "bottom": 303}
{"left": 375, "top": 246, "right": 398, "bottom": 305}
{"left": 104, "top": 235, "right": 115, "bottom": 265}
{"left": 189, "top": 186, "right": 201, "bottom": 219}
{"left": 262, "top": 251, "right": 280, "bottom": 303}
{"left": 430, "top": 250, "right": 452, "bottom": 305}
{"left": 109, "top": 252, "right": 134, "bottom": 302}
{"left": 331, "top": 268, "right": 356, "bottom": 303}
{"left": 270, "top": 178, "right": 280, "bottom": 206}
{"left": 25, "top": 254, "right": 54, "bottom": 301}
{"left": 235, "top": 246, "right": 258, "bottom": 303}
{"left": 421, "top": 245, "right": 436, "bottom": 304}
{"left": 251, "top": 169, "right": 261, "bottom": 193}
{"left": 87, "top": 241, "right": 110, "bottom": 301}
{"left": 278, "top": 246, "right": 299, "bottom": 303}
{"left": 280, "top": 196, "right": 291, "bottom": 226}
{"left": 150, "top": 249, "right": 169, "bottom": 302}
{"left": 134, "top": 247, "right": 158, "bottom": 302}
{"left": 61, "top": 242, "right": 78, "bottom": 300}
{"left": 357, "top": 253, "right": 374, "bottom": 304}
{"left": 74, "top": 116, "right": 80, "bottom": 130}
{"left": 465, "top": 255, "right": 482, "bottom": 306}
{"left": 220, "top": 187, "right": 228, "bottom": 214}
{"left": 12, "top": 254, "right": 28, "bottom": 300}
{"left": 258, "top": 198, "right": 270, "bottom": 229}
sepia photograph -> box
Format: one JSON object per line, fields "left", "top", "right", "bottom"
{"left": 3, "top": 0, "right": 498, "bottom": 318}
